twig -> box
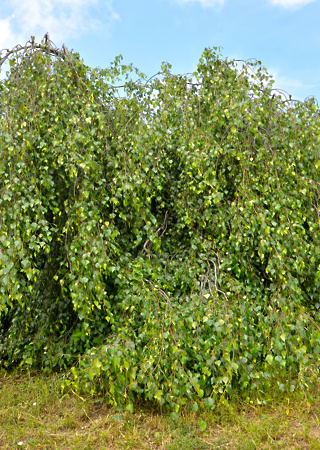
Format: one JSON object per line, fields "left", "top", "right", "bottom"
{"left": 142, "top": 211, "right": 169, "bottom": 253}
{"left": 0, "top": 37, "right": 68, "bottom": 67}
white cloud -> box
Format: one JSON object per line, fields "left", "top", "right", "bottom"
{"left": 269, "top": 0, "right": 317, "bottom": 9}
{"left": 0, "top": 17, "right": 15, "bottom": 51}
{"left": 273, "top": 74, "right": 304, "bottom": 90}
{"left": 269, "top": 68, "right": 301, "bottom": 89}
{"left": 268, "top": 68, "right": 314, "bottom": 100}
{"left": 176, "top": 0, "right": 226, "bottom": 8}
{"left": 0, "top": 0, "right": 119, "bottom": 51}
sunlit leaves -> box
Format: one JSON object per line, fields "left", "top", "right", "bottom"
{"left": 1, "top": 40, "right": 320, "bottom": 410}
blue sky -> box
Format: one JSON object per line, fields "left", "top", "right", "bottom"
{"left": 0, "top": 0, "right": 319, "bottom": 101}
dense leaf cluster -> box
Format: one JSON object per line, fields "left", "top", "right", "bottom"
{"left": 1, "top": 39, "right": 320, "bottom": 411}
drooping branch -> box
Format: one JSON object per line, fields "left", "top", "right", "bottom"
{"left": 0, "top": 33, "right": 72, "bottom": 68}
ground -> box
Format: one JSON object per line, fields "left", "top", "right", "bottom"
{"left": 1, "top": 372, "right": 320, "bottom": 449}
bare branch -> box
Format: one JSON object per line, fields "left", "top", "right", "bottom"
{"left": 0, "top": 34, "right": 71, "bottom": 68}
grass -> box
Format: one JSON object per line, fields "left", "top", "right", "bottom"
{"left": 1, "top": 372, "right": 320, "bottom": 449}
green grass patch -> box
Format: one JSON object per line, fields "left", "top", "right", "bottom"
{"left": 1, "top": 372, "right": 320, "bottom": 449}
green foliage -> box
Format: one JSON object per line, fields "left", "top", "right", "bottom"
{"left": 1, "top": 38, "right": 320, "bottom": 411}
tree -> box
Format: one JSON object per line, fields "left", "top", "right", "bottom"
{"left": 1, "top": 37, "right": 320, "bottom": 410}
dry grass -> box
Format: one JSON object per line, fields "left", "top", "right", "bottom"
{"left": 1, "top": 372, "right": 320, "bottom": 449}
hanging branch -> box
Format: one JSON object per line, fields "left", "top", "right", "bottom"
{"left": 0, "top": 33, "right": 71, "bottom": 68}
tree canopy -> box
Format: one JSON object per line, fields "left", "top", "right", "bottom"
{"left": 1, "top": 36, "right": 320, "bottom": 412}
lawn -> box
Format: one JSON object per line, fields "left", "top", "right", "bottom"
{"left": 1, "top": 372, "right": 320, "bottom": 449}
